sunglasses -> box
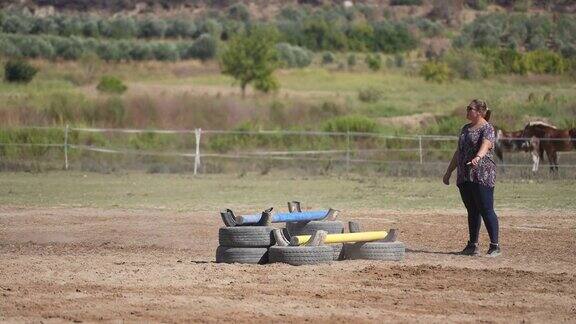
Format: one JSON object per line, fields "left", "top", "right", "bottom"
{"left": 466, "top": 106, "right": 477, "bottom": 112}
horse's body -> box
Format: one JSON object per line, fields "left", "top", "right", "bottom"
{"left": 495, "top": 128, "right": 541, "bottom": 172}
{"left": 522, "top": 122, "right": 576, "bottom": 172}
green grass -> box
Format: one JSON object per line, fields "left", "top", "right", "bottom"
{"left": 0, "top": 171, "right": 573, "bottom": 212}
{"left": 155, "top": 68, "right": 576, "bottom": 119}
{"left": 0, "top": 79, "right": 77, "bottom": 110}
{"left": 1, "top": 61, "right": 575, "bottom": 131}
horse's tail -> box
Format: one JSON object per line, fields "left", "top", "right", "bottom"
{"left": 570, "top": 129, "right": 576, "bottom": 149}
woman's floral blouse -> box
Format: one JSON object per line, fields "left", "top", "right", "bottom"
{"left": 457, "top": 123, "right": 497, "bottom": 188}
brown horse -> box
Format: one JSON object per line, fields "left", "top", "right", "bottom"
{"left": 495, "top": 128, "right": 541, "bottom": 172}
{"left": 522, "top": 122, "right": 576, "bottom": 172}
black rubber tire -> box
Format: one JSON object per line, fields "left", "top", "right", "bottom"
{"left": 332, "top": 243, "right": 344, "bottom": 261}
{"left": 218, "top": 226, "right": 275, "bottom": 247}
{"left": 215, "top": 246, "right": 269, "bottom": 264}
{"left": 344, "top": 241, "right": 405, "bottom": 261}
{"left": 286, "top": 221, "right": 344, "bottom": 236}
{"left": 269, "top": 246, "right": 333, "bottom": 266}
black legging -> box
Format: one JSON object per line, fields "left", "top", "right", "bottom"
{"left": 458, "top": 181, "right": 499, "bottom": 245}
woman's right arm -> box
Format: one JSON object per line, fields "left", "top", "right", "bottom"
{"left": 446, "top": 149, "right": 458, "bottom": 174}
{"left": 443, "top": 149, "right": 458, "bottom": 185}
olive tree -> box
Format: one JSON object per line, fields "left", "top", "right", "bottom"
{"left": 220, "top": 27, "right": 280, "bottom": 97}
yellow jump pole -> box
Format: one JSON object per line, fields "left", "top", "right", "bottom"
{"left": 291, "top": 231, "right": 388, "bottom": 246}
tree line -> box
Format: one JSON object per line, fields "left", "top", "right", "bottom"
{"left": 0, "top": 6, "right": 422, "bottom": 54}
{"left": 0, "top": 33, "right": 218, "bottom": 61}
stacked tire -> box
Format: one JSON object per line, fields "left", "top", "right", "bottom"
{"left": 215, "top": 226, "right": 275, "bottom": 264}
{"left": 269, "top": 245, "right": 334, "bottom": 266}
{"left": 286, "top": 220, "right": 345, "bottom": 261}
{"left": 344, "top": 241, "right": 405, "bottom": 261}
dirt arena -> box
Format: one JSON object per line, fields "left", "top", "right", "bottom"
{"left": 1, "top": 206, "right": 575, "bottom": 323}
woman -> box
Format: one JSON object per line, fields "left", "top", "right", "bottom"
{"left": 443, "top": 99, "right": 501, "bottom": 257}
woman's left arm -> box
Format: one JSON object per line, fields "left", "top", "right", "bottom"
{"left": 470, "top": 124, "right": 496, "bottom": 166}
{"left": 470, "top": 139, "right": 492, "bottom": 166}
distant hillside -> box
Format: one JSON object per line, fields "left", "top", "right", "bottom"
{"left": 0, "top": 0, "right": 574, "bottom": 15}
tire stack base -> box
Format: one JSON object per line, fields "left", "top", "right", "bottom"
{"left": 344, "top": 241, "right": 406, "bottom": 261}
{"left": 269, "top": 245, "right": 333, "bottom": 266}
{"left": 287, "top": 220, "right": 345, "bottom": 261}
{"left": 215, "top": 226, "right": 275, "bottom": 264}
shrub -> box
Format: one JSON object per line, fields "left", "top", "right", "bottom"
{"left": 227, "top": 3, "right": 251, "bottom": 21}
{"left": 82, "top": 17, "right": 100, "bottom": 38}
{"left": 277, "top": 43, "right": 312, "bottom": 68}
{"left": 31, "top": 17, "right": 59, "bottom": 35}
{"left": 358, "top": 87, "right": 384, "bottom": 103}
{"left": 292, "top": 46, "right": 313, "bottom": 68}
{"left": 97, "top": 76, "right": 127, "bottom": 94}
{"left": 465, "top": 0, "right": 489, "bottom": 10}
{"left": 197, "top": 18, "right": 223, "bottom": 39}
{"left": 472, "top": 23, "right": 501, "bottom": 48}
{"left": 365, "top": 54, "right": 382, "bottom": 71}
{"left": 14, "top": 36, "right": 55, "bottom": 59}
{"left": 277, "top": 6, "right": 305, "bottom": 21}
{"left": 176, "top": 42, "right": 194, "bottom": 60}
{"left": 346, "top": 22, "right": 374, "bottom": 52}
{"left": 138, "top": 17, "right": 167, "bottom": 38}
{"left": 276, "top": 43, "right": 295, "bottom": 67}
{"left": 420, "top": 61, "right": 451, "bottom": 83}
{"left": 443, "top": 49, "right": 493, "bottom": 80}
{"left": 323, "top": 115, "right": 378, "bottom": 133}
{"left": 322, "top": 51, "right": 336, "bottom": 65}
{"left": 522, "top": 50, "right": 566, "bottom": 74}
{"left": 129, "top": 43, "right": 154, "bottom": 60}
{"left": 51, "top": 36, "right": 85, "bottom": 60}
{"left": 302, "top": 18, "right": 347, "bottom": 51}
{"left": 220, "top": 19, "right": 245, "bottom": 40}
{"left": 57, "top": 16, "right": 83, "bottom": 37}
{"left": 390, "top": 0, "right": 423, "bottom": 5}
{"left": 386, "top": 57, "right": 394, "bottom": 69}
{"left": 100, "top": 16, "right": 137, "bottom": 39}
{"left": 188, "top": 33, "right": 217, "bottom": 61}
{"left": 480, "top": 48, "right": 525, "bottom": 74}
{"left": 454, "top": 13, "right": 569, "bottom": 56}
{"left": 165, "top": 18, "right": 197, "bottom": 38}
{"left": 4, "top": 60, "right": 38, "bottom": 83}
{"left": 152, "top": 43, "right": 179, "bottom": 61}
{"left": 394, "top": 54, "right": 405, "bottom": 67}
{"left": 372, "top": 21, "right": 418, "bottom": 53}
{"left": 347, "top": 53, "right": 357, "bottom": 67}
{"left": 414, "top": 18, "right": 444, "bottom": 37}
{"left": 96, "top": 42, "right": 122, "bottom": 61}
{"left": 513, "top": 0, "right": 532, "bottom": 12}
{"left": 0, "top": 37, "right": 20, "bottom": 57}
{"left": 561, "top": 44, "right": 576, "bottom": 59}
{"left": 1, "top": 14, "right": 33, "bottom": 34}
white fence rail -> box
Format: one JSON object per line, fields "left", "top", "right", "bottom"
{"left": 1, "top": 126, "right": 576, "bottom": 174}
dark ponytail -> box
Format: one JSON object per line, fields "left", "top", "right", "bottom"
{"left": 485, "top": 109, "right": 491, "bottom": 121}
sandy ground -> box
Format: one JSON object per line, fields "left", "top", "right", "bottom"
{"left": 1, "top": 206, "right": 575, "bottom": 323}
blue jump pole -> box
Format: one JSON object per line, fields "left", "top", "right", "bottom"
{"left": 238, "top": 210, "right": 329, "bottom": 225}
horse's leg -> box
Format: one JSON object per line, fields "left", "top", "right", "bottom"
{"left": 546, "top": 147, "right": 558, "bottom": 174}
{"left": 531, "top": 149, "right": 539, "bottom": 172}
{"left": 552, "top": 151, "right": 559, "bottom": 173}
{"left": 531, "top": 137, "right": 541, "bottom": 173}
{"left": 495, "top": 146, "right": 504, "bottom": 173}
